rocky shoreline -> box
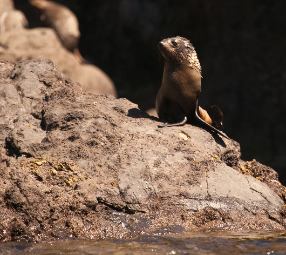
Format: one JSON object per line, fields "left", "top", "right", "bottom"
{"left": 0, "top": 58, "right": 285, "bottom": 242}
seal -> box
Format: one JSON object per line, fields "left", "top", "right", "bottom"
{"left": 29, "top": 0, "right": 84, "bottom": 62}
{"left": 156, "top": 36, "right": 229, "bottom": 139}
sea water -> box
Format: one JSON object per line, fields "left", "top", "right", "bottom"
{"left": 0, "top": 231, "right": 286, "bottom": 254}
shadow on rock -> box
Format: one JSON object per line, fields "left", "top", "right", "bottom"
{"left": 128, "top": 108, "right": 158, "bottom": 121}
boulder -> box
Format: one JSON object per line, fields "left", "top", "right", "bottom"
{"left": 0, "top": 0, "right": 14, "bottom": 14}
{"left": 0, "top": 58, "right": 285, "bottom": 242}
{"left": 0, "top": 0, "right": 28, "bottom": 34}
{"left": 0, "top": 27, "right": 117, "bottom": 98}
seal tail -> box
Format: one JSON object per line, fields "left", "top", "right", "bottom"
{"left": 195, "top": 98, "right": 230, "bottom": 139}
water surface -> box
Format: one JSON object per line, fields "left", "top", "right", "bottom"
{"left": 1, "top": 231, "right": 286, "bottom": 254}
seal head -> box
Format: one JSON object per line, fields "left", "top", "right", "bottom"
{"left": 158, "top": 36, "right": 202, "bottom": 75}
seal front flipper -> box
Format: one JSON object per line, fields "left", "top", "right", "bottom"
{"left": 206, "top": 104, "right": 224, "bottom": 129}
{"left": 195, "top": 98, "right": 230, "bottom": 139}
{"left": 156, "top": 93, "right": 188, "bottom": 128}
{"left": 158, "top": 116, "right": 187, "bottom": 128}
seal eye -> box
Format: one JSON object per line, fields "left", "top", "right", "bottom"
{"left": 172, "top": 41, "right": 177, "bottom": 47}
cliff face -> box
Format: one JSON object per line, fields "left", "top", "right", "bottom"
{"left": 0, "top": 58, "right": 285, "bottom": 242}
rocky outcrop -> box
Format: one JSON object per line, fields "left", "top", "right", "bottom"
{"left": 0, "top": 58, "right": 285, "bottom": 242}
{"left": 0, "top": 27, "right": 117, "bottom": 98}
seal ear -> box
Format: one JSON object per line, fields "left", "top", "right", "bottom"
{"left": 206, "top": 104, "right": 224, "bottom": 129}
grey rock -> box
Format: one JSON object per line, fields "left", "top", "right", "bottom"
{"left": 0, "top": 58, "right": 285, "bottom": 242}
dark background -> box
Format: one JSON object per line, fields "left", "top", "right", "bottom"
{"left": 15, "top": 0, "right": 286, "bottom": 185}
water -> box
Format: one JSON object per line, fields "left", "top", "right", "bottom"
{"left": 1, "top": 231, "right": 286, "bottom": 254}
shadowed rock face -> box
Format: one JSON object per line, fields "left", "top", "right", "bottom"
{"left": 0, "top": 58, "right": 285, "bottom": 242}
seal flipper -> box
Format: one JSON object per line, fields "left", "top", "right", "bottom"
{"left": 195, "top": 98, "right": 230, "bottom": 139}
{"left": 157, "top": 96, "right": 188, "bottom": 127}
{"left": 158, "top": 116, "right": 187, "bottom": 128}
{"left": 206, "top": 104, "right": 224, "bottom": 129}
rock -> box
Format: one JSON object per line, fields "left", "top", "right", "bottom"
{"left": 77, "top": 63, "right": 116, "bottom": 97}
{"left": 0, "top": 27, "right": 117, "bottom": 98}
{"left": 0, "top": 0, "right": 28, "bottom": 35}
{"left": 0, "top": 58, "right": 285, "bottom": 242}
{"left": 0, "top": 10, "right": 28, "bottom": 34}
{"left": 0, "top": 0, "right": 14, "bottom": 14}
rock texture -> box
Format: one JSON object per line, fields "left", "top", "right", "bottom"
{"left": 0, "top": 58, "right": 285, "bottom": 242}
{"left": 0, "top": 27, "right": 117, "bottom": 98}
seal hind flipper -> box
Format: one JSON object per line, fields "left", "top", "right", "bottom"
{"left": 158, "top": 116, "right": 187, "bottom": 128}
{"left": 206, "top": 104, "right": 224, "bottom": 129}
{"left": 195, "top": 98, "right": 229, "bottom": 139}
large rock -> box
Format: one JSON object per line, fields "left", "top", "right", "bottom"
{"left": 0, "top": 58, "right": 285, "bottom": 242}
{"left": 0, "top": 0, "right": 14, "bottom": 14}
{"left": 0, "top": 27, "right": 117, "bottom": 97}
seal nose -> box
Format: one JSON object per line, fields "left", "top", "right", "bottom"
{"left": 158, "top": 41, "right": 167, "bottom": 52}
{"left": 158, "top": 40, "right": 168, "bottom": 59}
{"left": 157, "top": 42, "right": 163, "bottom": 53}
{"left": 157, "top": 45, "right": 162, "bottom": 61}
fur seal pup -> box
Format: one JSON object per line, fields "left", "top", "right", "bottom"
{"left": 156, "top": 36, "right": 229, "bottom": 139}
{"left": 29, "top": 0, "right": 84, "bottom": 62}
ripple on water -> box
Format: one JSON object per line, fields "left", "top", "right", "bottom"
{"left": 0, "top": 230, "right": 286, "bottom": 254}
